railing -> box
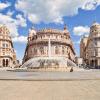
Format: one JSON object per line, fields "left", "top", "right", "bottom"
{"left": 0, "top": 36, "right": 12, "bottom": 41}
{"left": 29, "top": 38, "right": 72, "bottom": 45}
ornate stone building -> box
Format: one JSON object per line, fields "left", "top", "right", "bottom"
{"left": 22, "top": 25, "right": 77, "bottom": 71}
{"left": 80, "top": 36, "right": 88, "bottom": 64}
{"left": 80, "top": 22, "right": 100, "bottom": 69}
{"left": 0, "top": 25, "right": 17, "bottom": 67}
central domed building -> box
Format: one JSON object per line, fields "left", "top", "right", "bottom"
{"left": 22, "top": 25, "right": 77, "bottom": 71}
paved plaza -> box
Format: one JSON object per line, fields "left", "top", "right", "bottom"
{"left": 0, "top": 80, "right": 100, "bottom": 100}
{"left": 0, "top": 71, "right": 100, "bottom": 100}
{"left": 0, "top": 70, "right": 100, "bottom": 80}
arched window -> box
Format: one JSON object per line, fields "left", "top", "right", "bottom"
{"left": 2, "top": 42, "right": 8, "bottom": 48}
{"left": 62, "top": 46, "right": 65, "bottom": 54}
{"left": 34, "top": 48, "right": 37, "bottom": 55}
{"left": 40, "top": 47, "right": 44, "bottom": 54}
{"left": 55, "top": 46, "right": 59, "bottom": 54}
{"left": 2, "top": 43, "right": 5, "bottom": 48}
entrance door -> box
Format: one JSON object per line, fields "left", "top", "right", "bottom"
{"left": 6, "top": 59, "right": 8, "bottom": 67}
{"left": 3, "top": 59, "right": 5, "bottom": 67}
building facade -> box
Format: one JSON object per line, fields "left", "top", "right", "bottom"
{"left": 80, "top": 36, "right": 88, "bottom": 67}
{"left": 75, "top": 57, "right": 83, "bottom": 67}
{"left": 80, "top": 36, "right": 88, "bottom": 59}
{"left": 80, "top": 22, "right": 100, "bottom": 69}
{"left": 23, "top": 25, "right": 75, "bottom": 63}
{"left": 22, "top": 25, "right": 76, "bottom": 70}
{"left": 0, "top": 25, "right": 17, "bottom": 67}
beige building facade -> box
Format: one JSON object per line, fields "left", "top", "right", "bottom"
{"left": 23, "top": 26, "right": 75, "bottom": 62}
{"left": 22, "top": 25, "right": 76, "bottom": 70}
{"left": 80, "top": 22, "right": 100, "bottom": 69}
{"left": 0, "top": 25, "right": 17, "bottom": 67}
{"left": 80, "top": 36, "right": 88, "bottom": 59}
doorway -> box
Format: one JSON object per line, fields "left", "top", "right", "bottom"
{"left": 3, "top": 59, "right": 5, "bottom": 67}
{"left": 6, "top": 59, "right": 8, "bottom": 67}
{"left": 2, "top": 59, "right": 9, "bottom": 67}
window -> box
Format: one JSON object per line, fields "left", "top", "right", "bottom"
{"left": 2, "top": 43, "right": 8, "bottom": 48}
{"left": 55, "top": 46, "right": 59, "bottom": 54}
{"left": 95, "top": 50, "right": 98, "bottom": 56}
{"left": 56, "top": 36, "right": 58, "bottom": 39}
{"left": 3, "top": 52, "right": 5, "bottom": 55}
{"left": 40, "top": 47, "right": 44, "bottom": 54}
{"left": 34, "top": 48, "right": 37, "bottom": 55}
{"left": 62, "top": 46, "right": 65, "bottom": 54}
{"left": 6, "top": 44, "right": 8, "bottom": 47}
{"left": 2, "top": 43, "right": 5, "bottom": 48}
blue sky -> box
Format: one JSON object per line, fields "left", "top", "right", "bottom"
{"left": 0, "top": 0, "right": 100, "bottom": 62}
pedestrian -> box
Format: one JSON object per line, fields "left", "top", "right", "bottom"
{"left": 70, "top": 67, "right": 73, "bottom": 72}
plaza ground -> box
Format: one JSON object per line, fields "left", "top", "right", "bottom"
{"left": 0, "top": 71, "right": 100, "bottom": 100}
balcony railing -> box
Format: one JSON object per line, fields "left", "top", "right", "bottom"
{"left": 29, "top": 38, "right": 72, "bottom": 45}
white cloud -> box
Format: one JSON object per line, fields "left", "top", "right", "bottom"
{"left": 12, "top": 36, "right": 27, "bottom": 43}
{"left": 16, "top": 14, "right": 27, "bottom": 27}
{"left": 82, "top": 0, "right": 100, "bottom": 10}
{"left": 0, "top": 13, "right": 27, "bottom": 38}
{"left": 6, "top": 10, "right": 14, "bottom": 17}
{"left": 73, "top": 26, "right": 90, "bottom": 36}
{"left": 15, "top": 0, "right": 100, "bottom": 24}
{"left": 0, "top": 2, "right": 10, "bottom": 10}
{"left": 28, "top": 14, "right": 40, "bottom": 24}
{"left": 0, "top": 13, "right": 18, "bottom": 37}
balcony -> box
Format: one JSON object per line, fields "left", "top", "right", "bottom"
{"left": 29, "top": 38, "right": 72, "bottom": 45}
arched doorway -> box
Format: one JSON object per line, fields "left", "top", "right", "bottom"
{"left": 2, "top": 59, "right": 9, "bottom": 67}
{"left": 3, "top": 59, "right": 5, "bottom": 67}
{"left": 6, "top": 59, "right": 8, "bottom": 67}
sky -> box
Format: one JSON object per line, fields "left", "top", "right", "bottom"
{"left": 0, "top": 0, "right": 100, "bottom": 62}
